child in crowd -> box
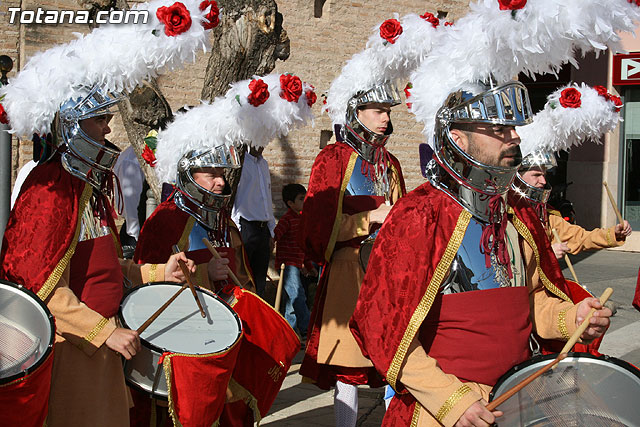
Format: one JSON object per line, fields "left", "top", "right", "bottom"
{"left": 274, "top": 184, "right": 317, "bottom": 339}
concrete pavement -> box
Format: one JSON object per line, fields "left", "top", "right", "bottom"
{"left": 262, "top": 249, "right": 640, "bottom": 426}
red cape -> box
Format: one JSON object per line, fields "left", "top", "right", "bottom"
{"left": 349, "top": 184, "right": 572, "bottom": 398}
{"left": 1, "top": 158, "right": 94, "bottom": 300}
{"left": 134, "top": 199, "right": 191, "bottom": 264}
{"left": 300, "top": 142, "right": 406, "bottom": 264}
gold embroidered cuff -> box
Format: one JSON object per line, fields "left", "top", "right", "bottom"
{"left": 149, "top": 264, "right": 158, "bottom": 282}
{"left": 436, "top": 384, "right": 472, "bottom": 422}
{"left": 84, "top": 317, "right": 110, "bottom": 344}
{"left": 558, "top": 308, "right": 570, "bottom": 341}
{"left": 606, "top": 228, "right": 615, "bottom": 246}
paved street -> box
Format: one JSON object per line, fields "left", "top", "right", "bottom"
{"left": 262, "top": 249, "right": 640, "bottom": 426}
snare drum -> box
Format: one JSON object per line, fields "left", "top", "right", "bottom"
{"left": 0, "top": 280, "right": 55, "bottom": 427}
{"left": 489, "top": 352, "right": 640, "bottom": 426}
{"left": 119, "top": 282, "right": 243, "bottom": 399}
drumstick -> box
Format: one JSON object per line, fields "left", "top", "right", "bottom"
{"left": 486, "top": 287, "right": 613, "bottom": 411}
{"left": 274, "top": 264, "right": 285, "bottom": 312}
{"left": 172, "top": 245, "right": 206, "bottom": 318}
{"left": 137, "top": 283, "right": 188, "bottom": 334}
{"left": 201, "top": 238, "right": 244, "bottom": 288}
{"left": 551, "top": 228, "right": 580, "bottom": 285}
{"left": 603, "top": 181, "right": 625, "bottom": 225}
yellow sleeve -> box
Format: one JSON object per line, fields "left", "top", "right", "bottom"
{"left": 549, "top": 214, "right": 623, "bottom": 254}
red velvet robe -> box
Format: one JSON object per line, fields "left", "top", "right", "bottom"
{"left": 350, "top": 182, "right": 573, "bottom": 424}
{"left": 300, "top": 141, "right": 406, "bottom": 389}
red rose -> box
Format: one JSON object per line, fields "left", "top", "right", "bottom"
{"left": 142, "top": 145, "right": 157, "bottom": 166}
{"left": 199, "top": 0, "right": 219, "bottom": 30}
{"left": 248, "top": 79, "right": 270, "bottom": 107}
{"left": 444, "top": 21, "right": 453, "bottom": 27}
{"left": 498, "top": 0, "right": 527, "bottom": 10}
{"left": 305, "top": 90, "right": 317, "bottom": 108}
{"left": 404, "top": 82, "right": 413, "bottom": 109}
{"left": 280, "top": 74, "right": 303, "bottom": 103}
{"left": 593, "top": 85, "right": 609, "bottom": 99}
{"left": 420, "top": 12, "right": 439, "bottom": 28}
{"left": 156, "top": 2, "right": 192, "bottom": 37}
{"left": 629, "top": 0, "right": 640, "bottom": 6}
{"left": 609, "top": 95, "right": 623, "bottom": 112}
{"left": 559, "top": 88, "right": 582, "bottom": 109}
{"left": 0, "top": 104, "right": 8, "bottom": 125}
{"left": 379, "top": 19, "right": 403, "bottom": 44}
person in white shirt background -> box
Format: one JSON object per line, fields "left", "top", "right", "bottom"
{"left": 231, "top": 146, "right": 276, "bottom": 297}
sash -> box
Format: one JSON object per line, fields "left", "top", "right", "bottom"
{"left": 420, "top": 287, "right": 532, "bottom": 386}
{"left": 69, "top": 234, "right": 123, "bottom": 318}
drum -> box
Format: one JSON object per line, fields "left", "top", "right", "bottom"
{"left": 358, "top": 229, "right": 379, "bottom": 272}
{"left": 489, "top": 352, "right": 640, "bottom": 426}
{"left": 119, "top": 282, "right": 243, "bottom": 399}
{"left": 0, "top": 279, "right": 55, "bottom": 427}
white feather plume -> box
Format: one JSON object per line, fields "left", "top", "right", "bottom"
{"left": 325, "top": 12, "right": 446, "bottom": 125}
{"left": 518, "top": 83, "right": 621, "bottom": 158}
{"left": 408, "top": 0, "right": 639, "bottom": 146}
{"left": 0, "top": 0, "right": 211, "bottom": 138}
{"left": 154, "top": 73, "right": 316, "bottom": 183}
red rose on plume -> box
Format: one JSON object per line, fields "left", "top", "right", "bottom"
{"left": 248, "top": 79, "right": 270, "bottom": 107}
{"left": 404, "top": 83, "right": 413, "bottom": 109}
{"left": 157, "top": 2, "right": 192, "bottom": 36}
{"left": 142, "top": 145, "right": 157, "bottom": 166}
{"left": 0, "top": 104, "right": 8, "bottom": 125}
{"left": 305, "top": 90, "right": 317, "bottom": 108}
{"left": 593, "top": 85, "right": 609, "bottom": 99}
{"left": 559, "top": 88, "right": 582, "bottom": 109}
{"left": 498, "top": 0, "right": 527, "bottom": 10}
{"left": 629, "top": 0, "right": 640, "bottom": 6}
{"left": 199, "top": 0, "right": 219, "bottom": 30}
{"left": 379, "top": 19, "right": 403, "bottom": 44}
{"left": 444, "top": 21, "right": 453, "bottom": 27}
{"left": 610, "top": 95, "right": 623, "bottom": 112}
{"left": 280, "top": 74, "right": 303, "bottom": 103}
{"left": 420, "top": 12, "right": 439, "bottom": 28}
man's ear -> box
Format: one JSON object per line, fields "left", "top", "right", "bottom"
{"left": 449, "top": 129, "right": 469, "bottom": 153}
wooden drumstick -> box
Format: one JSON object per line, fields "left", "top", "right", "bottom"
{"left": 486, "top": 287, "right": 613, "bottom": 411}
{"left": 201, "top": 238, "right": 244, "bottom": 289}
{"left": 137, "top": 283, "right": 188, "bottom": 334}
{"left": 603, "top": 181, "right": 625, "bottom": 226}
{"left": 172, "top": 245, "right": 206, "bottom": 318}
{"left": 551, "top": 228, "right": 580, "bottom": 285}
{"left": 274, "top": 264, "right": 285, "bottom": 312}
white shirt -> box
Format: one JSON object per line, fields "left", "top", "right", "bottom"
{"left": 231, "top": 152, "right": 276, "bottom": 236}
{"left": 113, "top": 146, "right": 145, "bottom": 239}
{"left": 10, "top": 160, "right": 37, "bottom": 208}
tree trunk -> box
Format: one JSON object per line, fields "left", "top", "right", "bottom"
{"left": 201, "top": 0, "right": 290, "bottom": 203}
{"left": 79, "top": 0, "right": 290, "bottom": 203}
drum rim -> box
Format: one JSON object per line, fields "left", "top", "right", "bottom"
{"left": 0, "top": 279, "right": 55, "bottom": 385}
{"left": 118, "top": 281, "right": 243, "bottom": 356}
{"left": 488, "top": 351, "right": 640, "bottom": 402}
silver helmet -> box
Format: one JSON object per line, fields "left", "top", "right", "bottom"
{"left": 431, "top": 80, "right": 533, "bottom": 222}
{"left": 58, "top": 85, "right": 123, "bottom": 191}
{"left": 342, "top": 81, "right": 401, "bottom": 163}
{"left": 174, "top": 146, "right": 241, "bottom": 230}
{"left": 513, "top": 150, "right": 557, "bottom": 212}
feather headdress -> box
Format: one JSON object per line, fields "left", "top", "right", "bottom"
{"left": 325, "top": 11, "right": 449, "bottom": 125}
{"left": 408, "top": 0, "right": 640, "bottom": 145}
{"left": 518, "top": 83, "right": 622, "bottom": 158}
{"left": 154, "top": 73, "right": 316, "bottom": 183}
{"left": 0, "top": 0, "right": 218, "bottom": 138}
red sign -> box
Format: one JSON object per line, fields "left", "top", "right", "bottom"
{"left": 613, "top": 53, "right": 640, "bottom": 86}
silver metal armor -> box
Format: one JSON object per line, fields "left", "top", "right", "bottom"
{"left": 174, "top": 146, "right": 240, "bottom": 231}
{"left": 512, "top": 150, "right": 556, "bottom": 220}
{"left": 342, "top": 81, "right": 401, "bottom": 164}
{"left": 58, "top": 85, "right": 123, "bottom": 191}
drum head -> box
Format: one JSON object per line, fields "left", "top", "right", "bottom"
{"left": 119, "top": 282, "right": 242, "bottom": 355}
{"left": 0, "top": 280, "right": 54, "bottom": 383}
{"left": 490, "top": 352, "right": 640, "bottom": 426}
